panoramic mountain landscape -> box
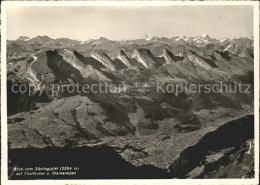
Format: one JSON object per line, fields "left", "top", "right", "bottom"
{"left": 7, "top": 34, "right": 254, "bottom": 179}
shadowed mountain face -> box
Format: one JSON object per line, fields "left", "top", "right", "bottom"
{"left": 46, "top": 50, "right": 84, "bottom": 83}
{"left": 163, "top": 48, "right": 184, "bottom": 64}
{"left": 169, "top": 115, "right": 254, "bottom": 178}
{"left": 73, "top": 50, "right": 106, "bottom": 70}
{"left": 8, "top": 115, "right": 254, "bottom": 179}
{"left": 7, "top": 35, "right": 254, "bottom": 179}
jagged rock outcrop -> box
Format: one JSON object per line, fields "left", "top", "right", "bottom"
{"left": 46, "top": 50, "right": 84, "bottom": 83}
{"left": 162, "top": 48, "right": 184, "bottom": 64}
{"left": 186, "top": 50, "right": 218, "bottom": 70}
{"left": 112, "top": 58, "right": 128, "bottom": 70}
{"left": 90, "top": 51, "right": 116, "bottom": 71}
{"left": 73, "top": 50, "right": 106, "bottom": 70}
{"left": 132, "top": 49, "right": 156, "bottom": 68}
{"left": 117, "top": 50, "right": 134, "bottom": 69}
{"left": 60, "top": 49, "right": 111, "bottom": 81}
{"left": 46, "top": 49, "right": 111, "bottom": 82}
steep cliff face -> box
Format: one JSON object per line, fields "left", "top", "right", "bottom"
{"left": 45, "top": 49, "right": 112, "bottom": 82}
{"left": 46, "top": 50, "right": 84, "bottom": 83}
{"left": 186, "top": 50, "right": 218, "bottom": 70}
{"left": 169, "top": 115, "right": 254, "bottom": 178}
{"left": 162, "top": 48, "right": 184, "bottom": 64}
{"left": 30, "top": 51, "right": 56, "bottom": 84}
{"left": 73, "top": 50, "right": 106, "bottom": 70}
{"left": 90, "top": 51, "right": 116, "bottom": 71}
{"left": 117, "top": 50, "right": 134, "bottom": 69}
{"left": 132, "top": 49, "right": 157, "bottom": 68}
{"left": 59, "top": 49, "right": 86, "bottom": 69}
{"left": 59, "top": 49, "right": 111, "bottom": 81}
{"left": 112, "top": 58, "right": 128, "bottom": 70}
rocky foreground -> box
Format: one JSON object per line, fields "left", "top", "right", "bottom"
{"left": 9, "top": 115, "right": 254, "bottom": 179}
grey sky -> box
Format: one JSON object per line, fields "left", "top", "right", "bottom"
{"left": 7, "top": 5, "right": 254, "bottom": 40}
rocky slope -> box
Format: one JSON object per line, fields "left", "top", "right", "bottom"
{"left": 169, "top": 115, "right": 254, "bottom": 178}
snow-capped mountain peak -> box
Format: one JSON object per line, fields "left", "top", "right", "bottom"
{"left": 175, "top": 36, "right": 189, "bottom": 42}
{"left": 16, "top": 36, "right": 30, "bottom": 41}
{"left": 201, "top": 34, "right": 209, "bottom": 38}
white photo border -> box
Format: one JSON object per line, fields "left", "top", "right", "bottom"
{"left": 1, "top": 1, "right": 259, "bottom": 185}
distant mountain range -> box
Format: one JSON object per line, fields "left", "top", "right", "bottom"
{"left": 7, "top": 34, "right": 254, "bottom": 83}
{"left": 14, "top": 34, "right": 253, "bottom": 45}
{"left": 8, "top": 34, "right": 253, "bottom": 61}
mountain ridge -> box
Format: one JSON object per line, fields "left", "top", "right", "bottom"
{"left": 11, "top": 34, "right": 253, "bottom": 44}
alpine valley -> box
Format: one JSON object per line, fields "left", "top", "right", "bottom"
{"left": 7, "top": 34, "right": 254, "bottom": 179}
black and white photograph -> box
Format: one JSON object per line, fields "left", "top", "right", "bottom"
{"left": 1, "top": 1, "right": 259, "bottom": 184}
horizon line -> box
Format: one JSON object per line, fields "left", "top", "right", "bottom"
{"left": 9, "top": 34, "right": 254, "bottom": 42}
